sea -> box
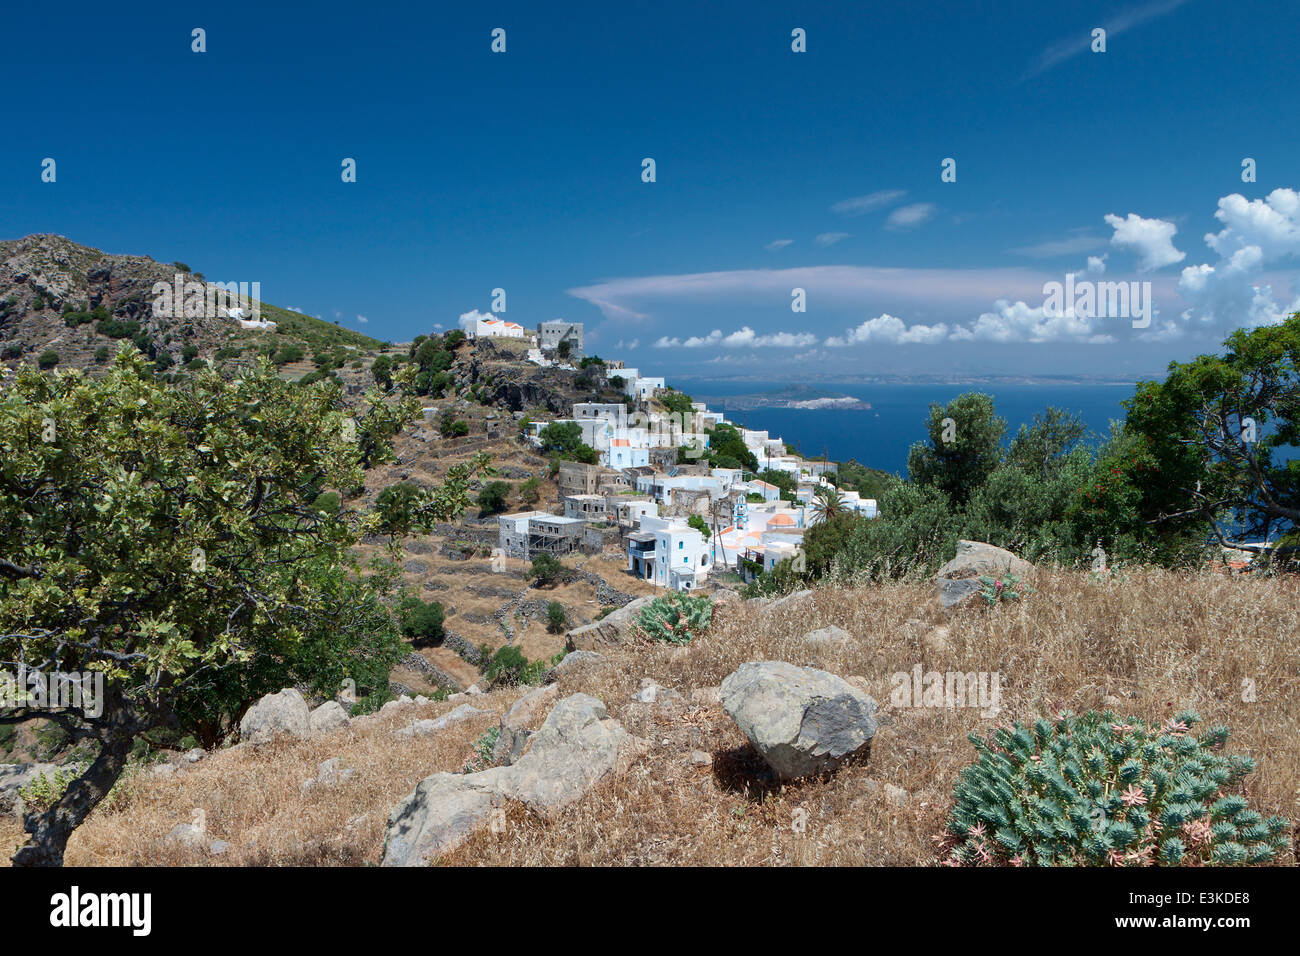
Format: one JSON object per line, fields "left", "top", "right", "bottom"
{"left": 676, "top": 381, "right": 1137, "bottom": 475}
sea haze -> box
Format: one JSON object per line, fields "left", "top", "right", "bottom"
{"left": 678, "top": 382, "right": 1137, "bottom": 475}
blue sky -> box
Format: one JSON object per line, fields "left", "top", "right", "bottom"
{"left": 4, "top": 0, "right": 1298, "bottom": 380}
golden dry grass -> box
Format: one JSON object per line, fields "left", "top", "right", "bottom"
{"left": 21, "top": 567, "right": 1298, "bottom": 866}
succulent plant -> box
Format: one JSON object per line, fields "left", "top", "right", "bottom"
{"left": 637, "top": 592, "right": 713, "bottom": 645}
{"left": 940, "top": 709, "right": 1289, "bottom": 866}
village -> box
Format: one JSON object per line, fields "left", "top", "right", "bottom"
{"left": 465, "top": 314, "right": 878, "bottom": 591}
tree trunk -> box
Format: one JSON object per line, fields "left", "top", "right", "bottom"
{"left": 12, "top": 690, "right": 141, "bottom": 867}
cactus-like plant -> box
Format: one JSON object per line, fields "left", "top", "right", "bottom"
{"left": 978, "top": 573, "right": 1030, "bottom": 605}
{"left": 941, "top": 710, "right": 1289, "bottom": 866}
{"left": 637, "top": 592, "right": 713, "bottom": 645}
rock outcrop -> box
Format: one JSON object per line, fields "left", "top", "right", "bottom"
{"left": 382, "top": 694, "right": 634, "bottom": 866}
{"left": 935, "top": 540, "right": 1033, "bottom": 609}
{"left": 239, "top": 688, "right": 311, "bottom": 744}
{"left": 564, "top": 596, "right": 655, "bottom": 651}
{"left": 721, "top": 661, "right": 879, "bottom": 780}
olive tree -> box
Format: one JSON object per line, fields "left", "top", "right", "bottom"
{"left": 0, "top": 347, "right": 487, "bottom": 865}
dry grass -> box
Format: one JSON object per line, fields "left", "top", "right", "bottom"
{"left": 23, "top": 568, "right": 1299, "bottom": 866}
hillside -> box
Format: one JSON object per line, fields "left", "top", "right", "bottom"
{"left": 0, "top": 234, "right": 383, "bottom": 372}
{"left": 4, "top": 568, "right": 1294, "bottom": 866}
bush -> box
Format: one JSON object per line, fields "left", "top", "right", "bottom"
{"left": 941, "top": 710, "right": 1290, "bottom": 867}
{"left": 440, "top": 412, "right": 469, "bottom": 438}
{"left": 95, "top": 317, "right": 140, "bottom": 339}
{"left": 519, "top": 475, "right": 541, "bottom": 504}
{"left": 481, "top": 644, "right": 548, "bottom": 687}
{"left": 637, "top": 592, "right": 713, "bottom": 644}
{"left": 476, "top": 480, "right": 511, "bottom": 514}
{"left": 375, "top": 482, "right": 421, "bottom": 534}
{"left": 37, "top": 350, "right": 59, "bottom": 369}
{"left": 530, "top": 553, "right": 566, "bottom": 587}
{"left": 399, "top": 596, "right": 445, "bottom": 646}
{"left": 93, "top": 346, "right": 111, "bottom": 364}
{"left": 546, "top": 601, "right": 567, "bottom": 634}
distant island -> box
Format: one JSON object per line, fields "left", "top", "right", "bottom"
{"left": 693, "top": 384, "right": 871, "bottom": 411}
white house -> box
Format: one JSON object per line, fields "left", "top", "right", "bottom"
{"left": 626, "top": 516, "right": 711, "bottom": 590}
{"left": 633, "top": 376, "right": 666, "bottom": 400}
{"left": 604, "top": 437, "right": 651, "bottom": 469}
{"left": 470, "top": 316, "right": 526, "bottom": 339}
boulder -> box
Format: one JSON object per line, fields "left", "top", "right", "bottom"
{"left": 382, "top": 694, "right": 633, "bottom": 866}
{"left": 767, "top": 589, "right": 814, "bottom": 611}
{"left": 721, "top": 661, "right": 879, "bottom": 780}
{"left": 801, "top": 625, "right": 853, "bottom": 646}
{"left": 935, "top": 540, "right": 1033, "bottom": 610}
{"left": 239, "top": 688, "right": 311, "bottom": 744}
{"left": 163, "top": 822, "right": 210, "bottom": 852}
{"left": 564, "top": 595, "right": 656, "bottom": 651}
{"left": 493, "top": 684, "right": 559, "bottom": 765}
{"left": 308, "top": 701, "right": 350, "bottom": 737}
{"left": 301, "top": 757, "right": 358, "bottom": 794}
{"left": 394, "top": 704, "right": 492, "bottom": 740}
{"left": 548, "top": 650, "right": 604, "bottom": 680}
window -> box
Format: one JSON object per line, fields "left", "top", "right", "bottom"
{"left": 678, "top": 541, "right": 683, "bottom": 549}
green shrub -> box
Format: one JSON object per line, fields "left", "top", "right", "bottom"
{"left": 941, "top": 710, "right": 1290, "bottom": 867}
{"left": 375, "top": 481, "right": 421, "bottom": 534}
{"left": 546, "top": 601, "right": 567, "bottom": 634}
{"left": 19, "top": 767, "right": 79, "bottom": 814}
{"left": 476, "top": 480, "right": 511, "bottom": 514}
{"left": 481, "top": 644, "right": 548, "bottom": 687}
{"left": 530, "top": 553, "right": 565, "bottom": 587}
{"left": 399, "top": 596, "right": 445, "bottom": 645}
{"left": 95, "top": 317, "right": 140, "bottom": 339}
{"left": 637, "top": 592, "right": 713, "bottom": 644}
{"left": 93, "top": 346, "right": 111, "bottom": 364}
{"left": 439, "top": 413, "right": 469, "bottom": 438}
{"left": 37, "top": 350, "right": 59, "bottom": 369}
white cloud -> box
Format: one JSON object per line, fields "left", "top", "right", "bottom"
{"left": 1104, "top": 212, "right": 1186, "bottom": 271}
{"left": 824, "top": 313, "right": 949, "bottom": 347}
{"left": 963, "top": 299, "right": 1116, "bottom": 345}
{"left": 815, "top": 232, "right": 851, "bottom": 247}
{"left": 764, "top": 239, "right": 794, "bottom": 251}
{"left": 1023, "top": 0, "right": 1191, "bottom": 79}
{"left": 655, "top": 326, "right": 817, "bottom": 349}
{"left": 886, "top": 203, "right": 937, "bottom": 230}
{"left": 1086, "top": 255, "right": 1107, "bottom": 275}
{"left": 356, "top": 314, "right": 369, "bottom": 324}
{"left": 830, "top": 190, "right": 906, "bottom": 216}
{"left": 1176, "top": 189, "right": 1300, "bottom": 331}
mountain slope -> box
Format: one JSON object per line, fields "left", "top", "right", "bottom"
{"left": 0, "top": 234, "right": 383, "bottom": 371}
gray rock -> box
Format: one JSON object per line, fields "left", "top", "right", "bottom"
{"left": 308, "top": 700, "right": 350, "bottom": 737}
{"left": 239, "top": 688, "right": 311, "bottom": 744}
{"left": 183, "top": 748, "right": 205, "bottom": 764}
{"left": 382, "top": 694, "right": 632, "bottom": 866}
{"left": 208, "top": 840, "right": 231, "bottom": 856}
{"left": 493, "top": 684, "right": 559, "bottom": 765}
{"left": 564, "top": 595, "right": 656, "bottom": 651}
{"left": 935, "top": 540, "right": 1033, "bottom": 610}
{"left": 163, "top": 822, "right": 210, "bottom": 851}
{"left": 393, "top": 704, "right": 491, "bottom": 740}
{"left": 547, "top": 650, "right": 604, "bottom": 680}
{"left": 721, "top": 661, "right": 878, "bottom": 780}
{"left": 767, "top": 589, "right": 814, "bottom": 611}
{"left": 301, "top": 757, "right": 358, "bottom": 793}
{"left": 801, "top": 625, "right": 852, "bottom": 646}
